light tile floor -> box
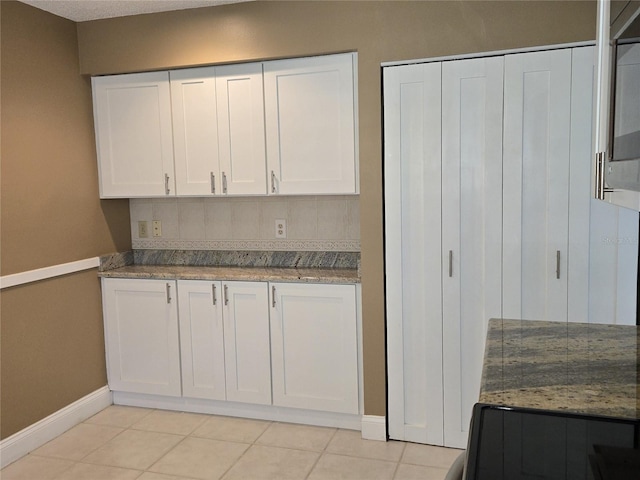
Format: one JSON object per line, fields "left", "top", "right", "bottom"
{"left": 1, "top": 406, "right": 463, "bottom": 480}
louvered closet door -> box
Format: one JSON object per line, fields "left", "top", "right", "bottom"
{"left": 384, "top": 62, "right": 444, "bottom": 445}
{"left": 441, "top": 57, "right": 504, "bottom": 449}
{"left": 502, "top": 49, "right": 572, "bottom": 322}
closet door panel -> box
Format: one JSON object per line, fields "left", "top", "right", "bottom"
{"left": 384, "top": 62, "right": 444, "bottom": 445}
{"left": 441, "top": 56, "right": 504, "bottom": 449}
{"left": 503, "top": 49, "right": 572, "bottom": 322}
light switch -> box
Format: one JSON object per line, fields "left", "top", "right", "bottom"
{"left": 138, "top": 221, "right": 148, "bottom": 238}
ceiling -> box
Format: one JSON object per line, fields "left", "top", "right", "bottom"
{"left": 19, "top": 0, "right": 253, "bottom": 22}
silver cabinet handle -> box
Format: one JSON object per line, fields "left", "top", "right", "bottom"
{"left": 164, "top": 173, "right": 170, "bottom": 195}
{"left": 272, "top": 285, "right": 276, "bottom": 308}
{"left": 222, "top": 172, "right": 228, "bottom": 194}
{"left": 556, "top": 250, "right": 561, "bottom": 279}
{"left": 448, "top": 250, "right": 453, "bottom": 278}
{"left": 210, "top": 172, "right": 216, "bottom": 194}
{"left": 166, "top": 283, "right": 171, "bottom": 304}
{"left": 271, "top": 170, "right": 276, "bottom": 194}
{"left": 224, "top": 284, "right": 229, "bottom": 305}
{"left": 212, "top": 284, "right": 217, "bottom": 305}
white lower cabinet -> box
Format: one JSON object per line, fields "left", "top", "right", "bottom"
{"left": 270, "top": 283, "right": 359, "bottom": 414}
{"left": 102, "top": 278, "right": 181, "bottom": 396}
{"left": 102, "top": 277, "right": 360, "bottom": 418}
{"left": 177, "top": 280, "right": 271, "bottom": 404}
{"left": 176, "top": 280, "right": 226, "bottom": 400}
{"left": 221, "top": 281, "right": 272, "bottom": 405}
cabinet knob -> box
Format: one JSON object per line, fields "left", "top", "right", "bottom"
{"left": 222, "top": 172, "right": 228, "bottom": 194}
{"left": 210, "top": 172, "right": 216, "bottom": 194}
{"left": 164, "top": 173, "right": 171, "bottom": 195}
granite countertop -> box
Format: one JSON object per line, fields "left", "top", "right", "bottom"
{"left": 98, "top": 250, "right": 360, "bottom": 284}
{"left": 98, "top": 264, "right": 359, "bottom": 284}
{"left": 479, "top": 318, "right": 640, "bottom": 420}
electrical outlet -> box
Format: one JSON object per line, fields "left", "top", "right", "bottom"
{"left": 275, "top": 219, "right": 287, "bottom": 239}
{"left": 138, "top": 221, "right": 148, "bottom": 238}
{"left": 152, "top": 220, "right": 162, "bottom": 237}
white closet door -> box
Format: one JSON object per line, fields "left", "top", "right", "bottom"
{"left": 503, "top": 49, "right": 572, "bottom": 322}
{"left": 441, "top": 56, "right": 504, "bottom": 449}
{"left": 384, "top": 62, "right": 444, "bottom": 445}
{"left": 170, "top": 67, "right": 220, "bottom": 196}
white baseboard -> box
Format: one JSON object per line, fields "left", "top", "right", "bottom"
{"left": 112, "top": 391, "right": 362, "bottom": 431}
{"left": 0, "top": 386, "right": 112, "bottom": 468}
{"left": 361, "top": 415, "right": 387, "bottom": 441}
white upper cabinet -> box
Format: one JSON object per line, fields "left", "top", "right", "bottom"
{"left": 170, "top": 67, "right": 220, "bottom": 196}
{"left": 92, "top": 54, "right": 358, "bottom": 198}
{"left": 92, "top": 72, "right": 175, "bottom": 198}
{"left": 264, "top": 53, "right": 358, "bottom": 195}
{"left": 215, "top": 63, "right": 268, "bottom": 195}
{"left": 170, "top": 64, "right": 267, "bottom": 196}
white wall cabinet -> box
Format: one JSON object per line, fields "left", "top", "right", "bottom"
{"left": 93, "top": 53, "right": 358, "bottom": 198}
{"left": 101, "top": 278, "right": 181, "bottom": 396}
{"left": 384, "top": 45, "right": 636, "bottom": 449}
{"left": 270, "top": 283, "right": 359, "bottom": 414}
{"left": 263, "top": 53, "right": 358, "bottom": 195}
{"left": 92, "top": 72, "right": 175, "bottom": 198}
{"left": 215, "top": 63, "right": 268, "bottom": 195}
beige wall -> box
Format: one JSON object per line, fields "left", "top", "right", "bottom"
{"left": 76, "top": 0, "right": 596, "bottom": 417}
{"left": 0, "top": 1, "right": 131, "bottom": 439}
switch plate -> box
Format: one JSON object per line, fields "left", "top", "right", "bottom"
{"left": 152, "top": 220, "right": 162, "bottom": 237}
{"left": 275, "top": 219, "right": 287, "bottom": 239}
{"left": 138, "top": 221, "right": 148, "bottom": 238}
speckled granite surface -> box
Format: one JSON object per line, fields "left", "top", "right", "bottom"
{"left": 98, "top": 250, "right": 360, "bottom": 284}
{"left": 98, "top": 265, "right": 359, "bottom": 284}
{"left": 133, "top": 249, "right": 359, "bottom": 270}
{"left": 98, "top": 251, "right": 134, "bottom": 271}
{"left": 480, "top": 319, "right": 640, "bottom": 420}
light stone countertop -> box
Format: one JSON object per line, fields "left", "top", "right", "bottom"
{"left": 479, "top": 318, "right": 640, "bottom": 420}
{"left": 98, "top": 264, "right": 360, "bottom": 284}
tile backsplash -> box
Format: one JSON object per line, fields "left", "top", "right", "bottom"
{"left": 130, "top": 196, "right": 360, "bottom": 252}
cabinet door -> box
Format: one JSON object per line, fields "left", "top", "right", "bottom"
{"left": 177, "top": 280, "right": 226, "bottom": 400}
{"left": 270, "top": 283, "right": 359, "bottom": 414}
{"left": 170, "top": 67, "right": 220, "bottom": 196}
{"left": 101, "top": 278, "right": 181, "bottom": 396}
{"left": 92, "top": 72, "right": 175, "bottom": 198}
{"left": 441, "top": 56, "right": 504, "bottom": 449}
{"left": 222, "top": 281, "right": 271, "bottom": 405}
{"left": 384, "top": 61, "right": 444, "bottom": 445}
{"left": 216, "top": 63, "right": 267, "bottom": 195}
{"left": 502, "top": 49, "right": 572, "bottom": 322}
{"left": 264, "top": 53, "right": 357, "bottom": 194}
